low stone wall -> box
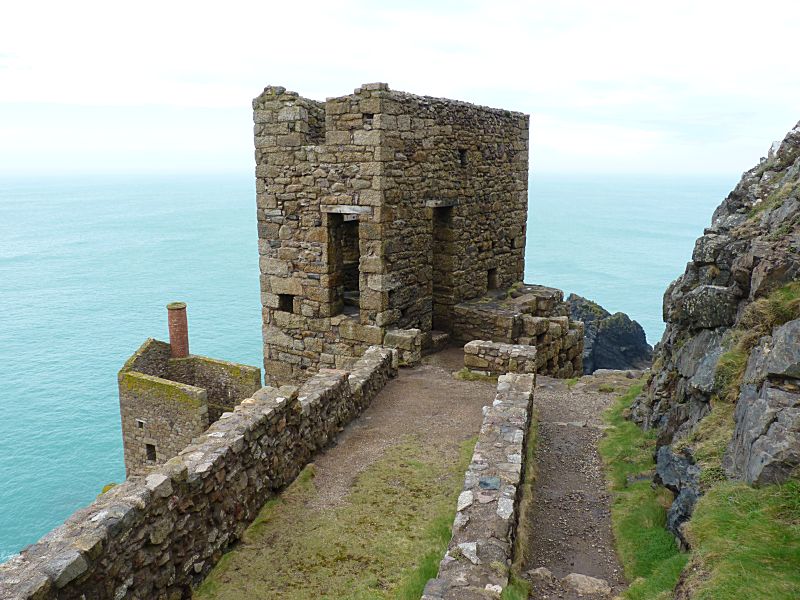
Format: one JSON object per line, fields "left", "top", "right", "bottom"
{"left": 423, "top": 372, "right": 536, "bottom": 599}
{"left": 451, "top": 284, "right": 583, "bottom": 378}
{"left": 463, "top": 340, "right": 537, "bottom": 375}
{"left": 383, "top": 328, "right": 424, "bottom": 366}
{"left": 0, "top": 346, "right": 397, "bottom": 600}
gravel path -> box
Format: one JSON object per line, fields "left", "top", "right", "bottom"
{"left": 521, "top": 374, "right": 633, "bottom": 599}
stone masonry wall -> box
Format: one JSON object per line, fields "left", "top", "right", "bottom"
{"left": 423, "top": 373, "right": 536, "bottom": 599}
{"left": 168, "top": 355, "right": 262, "bottom": 422}
{"left": 451, "top": 285, "right": 584, "bottom": 377}
{"left": 118, "top": 339, "right": 261, "bottom": 476}
{"left": 0, "top": 347, "right": 397, "bottom": 600}
{"left": 463, "top": 340, "right": 538, "bottom": 375}
{"left": 254, "top": 83, "right": 529, "bottom": 385}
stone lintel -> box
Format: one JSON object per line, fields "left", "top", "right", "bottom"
{"left": 320, "top": 205, "right": 373, "bottom": 216}
{"left": 424, "top": 198, "right": 459, "bottom": 208}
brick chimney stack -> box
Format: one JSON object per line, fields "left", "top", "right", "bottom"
{"left": 167, "top": 302, "right": 189, "bottom": 358}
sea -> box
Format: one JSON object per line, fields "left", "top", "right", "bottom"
{"left": 0, "top": 172, "right": 734, "bottom": 561}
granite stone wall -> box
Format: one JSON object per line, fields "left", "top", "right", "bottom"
{"left": 463, "top": 340, "right": 538, "bottom": 375}
{"left": 254, "top": 83, "right": 529, "bottom": 385}
{"left": 118, "top": 338, "right": 262, "bottom": 476}
{"left": 0, "top": 346, "right": 398, "bottom": 600}
{"left": 423, "top": 373, "right": 536, "bottom": 599}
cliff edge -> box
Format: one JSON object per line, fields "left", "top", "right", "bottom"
{"left": 632, "top": 121, "right": 800, "bottom": 544}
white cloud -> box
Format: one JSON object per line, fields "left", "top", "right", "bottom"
{"left": 1, "top": 0, "right": 799, "bottom": 173}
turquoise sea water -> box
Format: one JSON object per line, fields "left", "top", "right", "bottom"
{"left": 0, "top": 173, "right": 733, "bottom": 560}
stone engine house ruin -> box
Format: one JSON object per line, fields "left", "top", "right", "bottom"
{"left": 255, "top": 82, "right": 580, "bottom": 385}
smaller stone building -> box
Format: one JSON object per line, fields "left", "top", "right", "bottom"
{"left": 118, "top": 338, "right": 261, "bottom": 476}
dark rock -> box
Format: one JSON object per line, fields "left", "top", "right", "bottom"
{"left": 763, "top": 318, "right": 800, "bottom": 378}
{"left": 673, "top": 285, "right": 740, "bottom": 330}
{"left": 566, "top": 294, "right": 652, "bottom": 374}
{"left": 725, "top": 381, "right": 800, "bottom": 485}
{"left": 478, "top": 476, "right": 500, "bottom": 490}
{"left": 655, "top": 446, "right": 701, "bottom": 547}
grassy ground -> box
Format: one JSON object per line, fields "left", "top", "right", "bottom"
{"left": 602, "top": 379, "right": 800, "bottom": 600}
{"left": 194, "top": 435, "right": 475, "bottom": 600}
{"left": 599, "top": 382, "right": 688, "bottom": 600}
{"left": 682, "top": 481, "right": 800, "bottom": 599}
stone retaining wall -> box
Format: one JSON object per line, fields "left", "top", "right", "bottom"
{"left": 0, "top": 347, "right": 397, "bottom": 600}
{"left": 423, "top": 372, "right": 536, "bottom": 599}
{"left": 463, "top": 340, "right": 537, "bottom": 375}
{"left": 450, "top": 284, "right": 584, "bottom": 378}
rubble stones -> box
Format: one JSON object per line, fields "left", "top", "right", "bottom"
{"left": 452, "top": 286, "right": 583, "bottom": 377}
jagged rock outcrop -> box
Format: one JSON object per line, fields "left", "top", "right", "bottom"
{"left": 632, "top": 121, "right": 800, "bottom": 540}
{"left": 567, "top": 294, "right": 652, "bottom": 374}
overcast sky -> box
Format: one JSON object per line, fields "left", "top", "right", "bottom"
{"left": 1, "top": 0, "right": 798, "bottom": 176}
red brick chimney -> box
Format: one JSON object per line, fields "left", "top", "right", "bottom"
{"left": 167, "top": 302, "right": 189, "bottom": 358}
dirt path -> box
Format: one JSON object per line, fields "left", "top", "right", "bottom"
{"left": 309, "top": 346, "right": 491, "bottom": 511}
{"left": 195, "top": 347, "right": 496, "bottom": 599}
{"left": 522, "top": 374, "right": 633, "bottom": 599}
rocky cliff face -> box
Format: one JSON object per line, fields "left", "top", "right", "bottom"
{"left": 632, "top": 122, "right": 800, "bottom": 544}
{"left": 567, "top": 294, "right": 652, "bottom": 374}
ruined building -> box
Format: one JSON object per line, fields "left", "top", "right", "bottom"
{"left": 0, "top": 83, "right": 584, "bottom": 599}
{"left": 255, "top": 82, "right": 582, "bottom": 385}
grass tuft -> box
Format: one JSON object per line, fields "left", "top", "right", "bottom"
{"left": 683, "top": 480, "right": 800, "bottom": 599}
{"left": 454, "top": 367, "right": 498, "bottom": 383}
{"left": 599, "top": 382, "right": 688, "bottom": 598}
{"left": 501, "top": 573, "right": 531, "bottom": 600}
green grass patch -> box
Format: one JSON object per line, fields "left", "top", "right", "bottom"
{"left": 739, "top": 281, "right": 800, "bottom": 338}
{"left": 454, "top": 367, "right": 498, "bottom": 383}
{"left": 683, "top": 480, "right": 800, "bottom": 599}
{"left": 501, "top": 573, "right": 531, "bottom": 600}
{"left": 598, "top": 383, "right": 616, "bottom": 393}
{"left": 565, "top": 377, "right": 579, "bottom": 388}
{"left": 195, "top": 436, "right": 476, "bottom": 600}
{"left": 599, "top": 382, "right": 688, "bottom": 598}
{"left": 714, "top": 347, "right": 748, "bottom": 403}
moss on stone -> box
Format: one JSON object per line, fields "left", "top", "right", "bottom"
{"left": 119, "top": 372, "right": 205, "bottom": 409}
{"left": 454, "top": 367, "right": 498, "bottom": 383}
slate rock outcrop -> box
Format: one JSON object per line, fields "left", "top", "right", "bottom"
{"left": 567, "top": 293, "right": 652, "bottom": 374}
{"left": 632, "top": 121, "right": 800, "bottom": 540}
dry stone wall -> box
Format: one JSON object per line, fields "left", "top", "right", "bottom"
{"left": 463, "top": 340, "right": 538, "bottom": 375}
{"left": 452, "top": 285, "right": 584, "bottom": 377}
{"left": 423, "top": 373, "right": 536, "bottom": 599}
{"left": 0, "top": 347, "right": 397, "bottom": 600}
{"left": 254, "top": 83, "right": 529, "bottom": 385}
